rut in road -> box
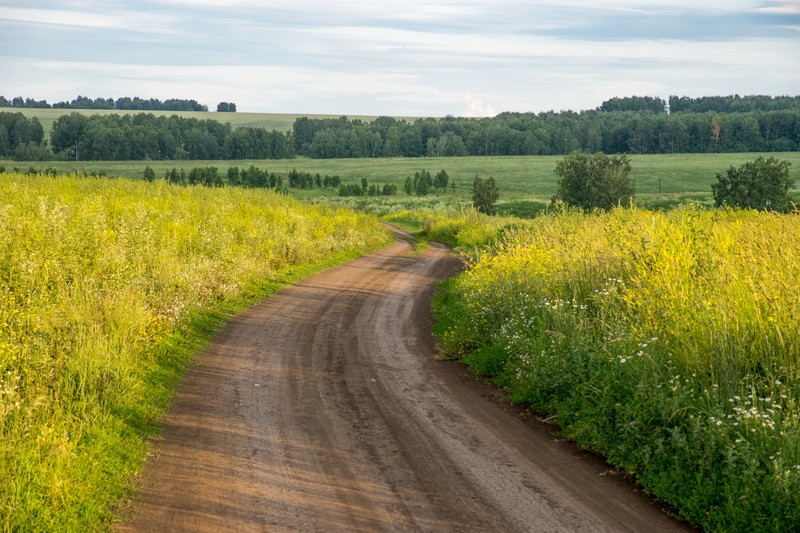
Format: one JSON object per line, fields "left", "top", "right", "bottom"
{"left": 119, "top": 235, "right": 690, "bottom": 532}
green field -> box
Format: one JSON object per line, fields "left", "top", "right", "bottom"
{"left": 8, "top": 108, "right": 418, "bottom": 137}
{"left": 6, "top": 153, "right": 800, "bottom": 215}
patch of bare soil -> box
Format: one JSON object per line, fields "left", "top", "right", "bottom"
{"left": 118, "top": 236, "right": 690, "bottom": 532}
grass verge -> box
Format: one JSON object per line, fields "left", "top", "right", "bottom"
{"left": 428, "top": 206, "right": 800, "bottom": 531}
{"left": 0, "top": 173, "right": 391, "bottom": 531}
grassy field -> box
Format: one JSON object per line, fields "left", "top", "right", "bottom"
{"left": 0, "top": 172, "right": 391, "bottom": 530}
{"left": 8, "top": 108, "right": 416, "bottom": 137}
{"left": 7, "top": 153, "right": 800, "bottom": 216}
{"left": 412, "top": 207, "right": 800, "bottom": 532}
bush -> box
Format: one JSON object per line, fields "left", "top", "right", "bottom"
{"left": 554, "top": 151, "right": 634, "bottom": 210}
{"left": 712, "top": 156, "right": 794, "bottom": 211}
{"left": 13, "top": 142, "right": 55, "bottom": 161}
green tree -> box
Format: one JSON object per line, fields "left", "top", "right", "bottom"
{"left": 426, "top": 133, "right": 468, "bottom": 157}
{"left": 472, "top": 174, "right": 500, "bottom": 215}
{"left": 434, "top": 169, "right": 449, "bottom": 194}
{"left": 226, "top": 166, "right": 241, "bottom": 186}
{"left": 50, "top": 112, "right": 89, "bottom": 161}
{"left": 712, "top": 156, "right": 794, "bottom": 211}
{"left": 143, "top": 165, "right": 155, "bottom": 182}
{"left": 13, "top": 142, "right": 55, "bottom": 161}
{"left": 554, "top": 151, "right": 634, "bottom": 210}
{"left": 413, "top": 170, "right": 432, "bottom": 196}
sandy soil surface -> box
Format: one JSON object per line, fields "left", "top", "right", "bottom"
{"left": 118, "top": 234, "right": 691, "bottom": 532}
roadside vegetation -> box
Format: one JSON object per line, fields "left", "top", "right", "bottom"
{"left": 0, "top": 172, "right": 391, "bottom": 530}
{"left": 418, "top": 203, "right": 799, "bottom": 531}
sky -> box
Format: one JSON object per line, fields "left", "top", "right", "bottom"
{"left": 1, "top": 0, "right": 799, "bottom": 117}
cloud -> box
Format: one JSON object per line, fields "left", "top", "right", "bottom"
{"left": 0, "top": 6, "right": 172, "bottom": 32}
{"left": 754, "top": 1, "right": 800, "bottom": 14}
{"left": 463, "top": 93, "right": 497, "bottom": 117}
{"left": 1, "top": 0, "right": 797, "bottom": 116}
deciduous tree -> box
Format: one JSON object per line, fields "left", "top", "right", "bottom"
{"left": 554, "top": 151, "right": 634, "bottom": 210}
{"left": 712, "top": 156, "right": 794, "bottom": 211}
{"left": 472, "top": 174, "right": 500, "bottom": 215}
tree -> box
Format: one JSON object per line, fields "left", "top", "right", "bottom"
{"left": 143, "top": 165, "right": 155, "bottom": 182}
{"left": 712, "top": 156, "right": 794, "bottom": 211}
{"left": 554, "top": 151, "right": 634, "bottom": 210}
{"left": 434, "top": 169, "right": 449, "bottom": 194}
{"left": 413, "top": 170, "right": 432, "bottom": 196}
{"left": 426, "top": 133, "right": 468, "bottom": 157}
{"left": 13, "top": 142, "right": 55, "bottom": 161}
{"left": 472, "top": 174, "right": 500, "bottom": 215}
{"left": 599, "top": 96, "right": 666, "bottom": 113}
{"left": 404, "top": 176, "right": 413, "bottom": 195}
{"left": 51, "top": 112, "right": 89, "bottom": 161}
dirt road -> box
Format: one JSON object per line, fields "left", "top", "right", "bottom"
{"left": 119, "top": 235, "right": 689, "bottom": 532}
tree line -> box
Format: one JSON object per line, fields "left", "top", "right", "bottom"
{"left": 599, "top": 95, "right": 800, "bottom": 114}
{"left": 145, "top": 164, "right": 401, "bottom": 198}
{"left": 2, "top": 94, "right": 799, "bottom": 162}
{"left": 0, "top": 95, "right": 213, "bottom": 112}
{"left": 42, "top": 112, "right": 293, "bottom": 161}
{"left": 292, "top": 108, "right": 800, "bottom": 158}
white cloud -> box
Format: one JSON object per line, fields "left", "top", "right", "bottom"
{"left": 463, "top": 93, "right": 497, "bottom": 117}
{"left": 754, "top": 2, "right": 800, "bottom": 15}
{"left": 0, "top": 6, "right": 172, "bottom": 32}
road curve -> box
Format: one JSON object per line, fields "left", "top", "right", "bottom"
{"left": 119, "top": 234, "right": 690, "bottom": 532}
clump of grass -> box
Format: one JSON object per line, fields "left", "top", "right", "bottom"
{"left": 0, "top": 172, "right": 391, "bottom": 530}
{"left": 434, "top": 205, "right": 800, "bottom": 531}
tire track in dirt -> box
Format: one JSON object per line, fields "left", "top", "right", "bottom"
{"left": 119, "top": 234, "right": 690, "bottom": 532}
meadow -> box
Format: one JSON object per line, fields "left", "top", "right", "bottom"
{"left": 9, "top": 108, "right": 414, "bottom": 138}
{"left": 10, "top": 152, "right": 800, "bottom": 217}
{"left": 402, "top": 207, "right": 800, "bottom": 531}
{"left": 0, "top": 172, "right": 391, "bottom": 530}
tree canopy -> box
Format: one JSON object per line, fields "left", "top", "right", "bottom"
{"left": 44, "top": 112, "right": 293, "bottom": 161}
{"left": 712, "top": 156, "right": 794, "bottom": 211}
{"left": 554, "top": 151, "right": 634, "bottom": 210}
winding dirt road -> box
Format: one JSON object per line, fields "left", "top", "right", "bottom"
{"left": 118, "top": 234, "right": 690, "bottom": 532}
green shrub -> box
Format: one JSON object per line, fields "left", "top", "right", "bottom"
{"left": 712, "top": 156, "right": 794, "bottom": 211}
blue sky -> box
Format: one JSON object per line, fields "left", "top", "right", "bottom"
{"left": 1, "top": 0, "right": 798, "bottom": 117}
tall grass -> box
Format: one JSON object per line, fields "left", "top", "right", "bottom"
{"left": 0, "top": 173, "right": 391, "bottom": 531}
{"left": 432, "top": 206, "right": 800, "bottom": 531}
